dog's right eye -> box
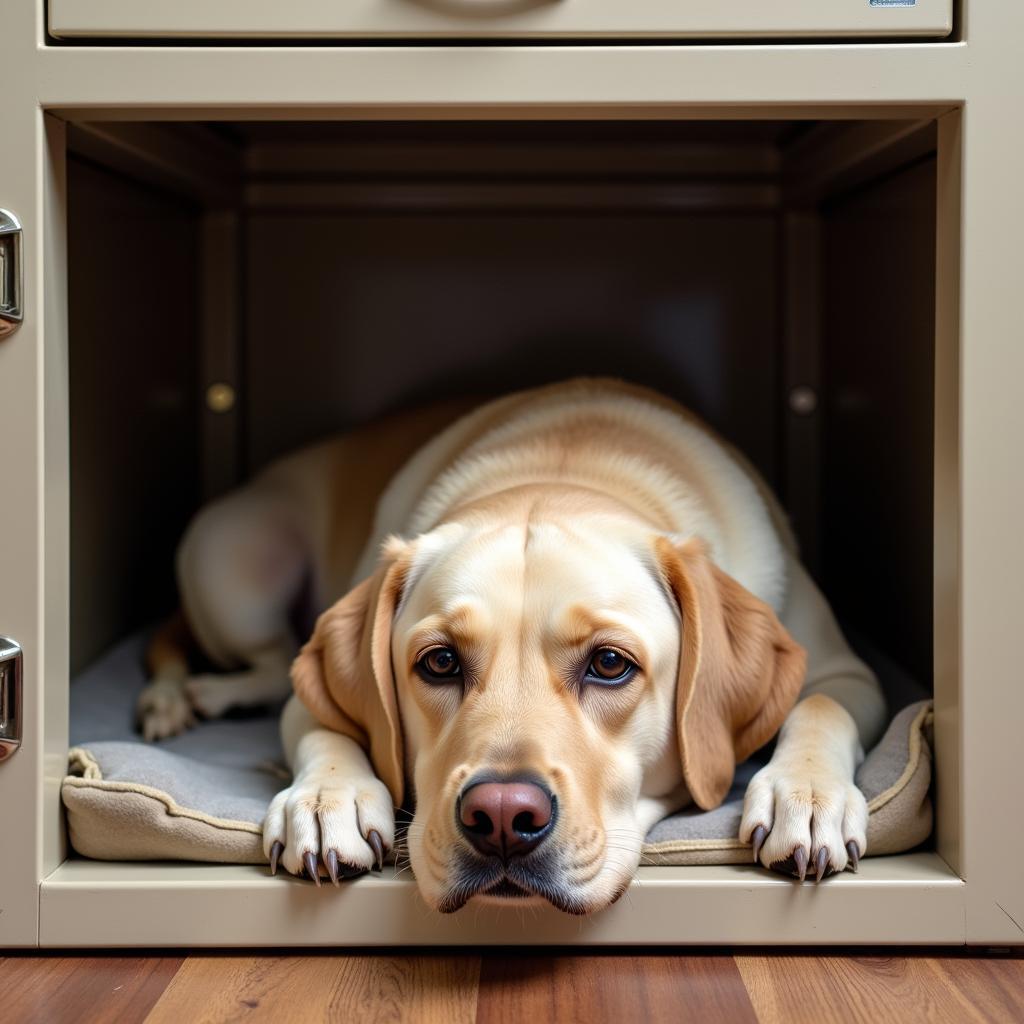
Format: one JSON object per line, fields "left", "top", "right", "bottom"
{"left": 417, "top": 646, "right": 462, "bottom": 681}
{"left": 584, "top": 647, "right": 637, "bottom": 686}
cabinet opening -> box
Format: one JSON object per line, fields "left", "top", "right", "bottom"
{"left": 63, "top": 117, "right": 940, "bottom": 877}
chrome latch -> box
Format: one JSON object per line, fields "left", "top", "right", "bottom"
{"left": 0, "top": 637, "right": 23, "bottom": 761}
{"left": 0, "top": 210, "right": 24, "bottom": 340}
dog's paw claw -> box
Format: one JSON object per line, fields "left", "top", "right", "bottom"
{"left": 793, "top": 845, "right": 809, "bottom": 881}
{"left": 750, "top": 824, "right": 768, "bottom": 864}
{"left": 846, "top": 840, "right": 860, "bottom": 873}
{"left": 815, "top": 846, "right": 829, "bottom": 883}
{"left": 325, "top": 848, "right": 340, "bottom": 886}
{"left": 269, "top": 840, "right": 283, "bottom": 876}
{"left": 303, "top": 851, "right": 321, "bottom": 886}
{"left": 769, "top": 846, "right": 809, "bottom": 881}
{"left": 368, "top": 829, "right": 386, "bottom": 871}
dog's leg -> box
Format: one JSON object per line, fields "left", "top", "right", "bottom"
{"left": 740, "top": 554, "right": 887, "bottom": 879}
{"left": 262, "top": 695, "right": 395, "bottom": 881}
{"left": 183, "top": 647, "right": 295, "bottom": 721}
{"left": 137, "top": 612, "right": 195, "bottom": 741}
{"left": 138, "top": 491, "right": 307, "bottom": 740}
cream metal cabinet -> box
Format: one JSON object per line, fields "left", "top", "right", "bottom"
{"left": 1, "top": 1, "right": 1023, "bottom": 948}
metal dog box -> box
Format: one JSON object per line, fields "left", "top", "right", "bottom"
{"left": 1, "top": 1, "right": 1020, "bottom": 948}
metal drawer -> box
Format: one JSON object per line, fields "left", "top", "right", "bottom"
{"left": 47, "top": 0, "right": 954, "bottom": 42}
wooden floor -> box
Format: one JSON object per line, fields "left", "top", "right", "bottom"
{"left": 2, "top": 951, "right": 1023, "bottom": 1023}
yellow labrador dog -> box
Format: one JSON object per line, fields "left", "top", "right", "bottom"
{"left": 141, "top": 379, "right": 886, "bottom": 914}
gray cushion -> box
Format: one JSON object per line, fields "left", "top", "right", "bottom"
{"left": 643, "top": 700, "right": 933, "bottom": 864}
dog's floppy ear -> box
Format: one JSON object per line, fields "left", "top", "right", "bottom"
{"left": 291, "top": 538, "right": 413, "bottom": 807}
{"left": 655, "top": 536, "right": 806, "bottom": 811}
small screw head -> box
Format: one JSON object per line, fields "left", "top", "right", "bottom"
{"left": 789, "top": 385, "right": 818, "bottom": 416}
{"left": 205, "top": 382, "right": 236, "bottom": 414}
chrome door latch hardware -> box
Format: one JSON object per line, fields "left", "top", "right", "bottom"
{"left": 0, "top": 637, "right": 23, "bottom": 761}
{"left": 0, "top": 210, "right": 24, "bottom": 340}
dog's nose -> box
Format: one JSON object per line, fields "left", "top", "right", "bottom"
{"left": 458, "top": 780, "right": 554, "bottom": 859}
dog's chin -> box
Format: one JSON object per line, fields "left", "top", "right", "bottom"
{"left": 482, "top": 878, "right": 534, "bottom": 900}
{"left": 438, "top": 883, "right": 591, "bottom": 916}
{"left": 434, "top": 859, "right": 604, "bottom": 916}
{"left": 471, "top": 879, "right": 546, "bottom": 910}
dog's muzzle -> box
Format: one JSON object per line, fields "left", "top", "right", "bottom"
{"left": 437, "top": 775, "right": 581, "bottom": 913}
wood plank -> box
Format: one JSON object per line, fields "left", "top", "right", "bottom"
{"left": 476, "top": 955, "right": 759, "bottom": 1024}
{"left": 0, "top": 955, "right": 182, "bottom": 1024}
{"left": 922, "top": 957, "right": 1024, "bottom": 1024}
{"left": 143, "top": 955, "right": 480, "bottom": 1024}
{"left": 736, "top": 954, "right": 1024, "bottom": 1024}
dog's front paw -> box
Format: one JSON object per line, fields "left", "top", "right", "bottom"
{"left": 262, "top": 770, "right": 395, "bottom": 885}
{"left": 136, "top": 678, "right": 196, "bottom": 741}
{"left": 739, "top": 760, "right": 867, "bottom": 881}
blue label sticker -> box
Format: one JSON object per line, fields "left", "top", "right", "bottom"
{"left": 870, "top": 0, "right": 916, "bottom": 6}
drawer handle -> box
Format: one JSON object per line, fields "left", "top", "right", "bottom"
{"left": 400, "top": 0, "right": 561, "bottom": 16}
{"left": 0, "top": 210, "right": 23, "bottom": 340}
{"left": 0, "top": 636, "right": 22, "bottom": 762}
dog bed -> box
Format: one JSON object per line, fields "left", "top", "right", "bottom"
{"left": 62, "top": 629, "right": 934, "bottom": 868}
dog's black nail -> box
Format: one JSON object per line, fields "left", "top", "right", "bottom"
{"left": 368, "top": 829, "right": 385, "bottom": 872}
{"left": 270, "top": 841, "right": 283, "bottom": 877}
{"left": 303, "top": 851, "right": 321, "bottom": 887}
{"left": 846, "top": 840, "right": 860, "bottom": 873}
{"left": 751, "top": 824, "right": 768, "bottom": 864}
{"left": 815, "top": 847, "right": 829, "bottom": 883}
{"left": 325, "top": 848, "right": 340, "bottom": 887}
{"left": 793, "top": 846, "right": 809, "bottom": 882}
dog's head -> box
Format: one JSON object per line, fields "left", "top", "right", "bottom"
{"left": 292, "top": 486, "right": 804, "bottom": 914}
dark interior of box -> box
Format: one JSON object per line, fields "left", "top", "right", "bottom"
{"left": 66, "top": 119, "right": 935, "bottom": 716}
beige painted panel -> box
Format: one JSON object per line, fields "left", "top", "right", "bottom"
{"left": 780, "top": 212, "right": 822, "bottom": 574}
{"left": 35, "top": 47, "right": 967, "bottom": 123}
{"left": 67, "top": 157, "right": 202, "bottom": 672}
{"left": 40, "top": 855, "right": 964, "bottom": 947}
{"left": 48, "top": 0, "right": 954, "bottom": 41}
{"left": 932, "top": 108, "right": 961, "bottom": 879}
{"left": 820, "top": 158, "right": 936, "bottom": 688}
{"left": 199, "top": 211, "right": 243, "bottom": 500}
{"left": 244, "top": 211, "right": 780, "bottom": 482}
{"left": 958, "top": 4, "right": 1024, "bottom": 944}
{"left": 241, "top": 123, "right": 786, "bottom": 177}
{"left": 41, "top": 116, "right": 71, "bottom": 886}
{"left": 0, "top": 1, "right": 45, "bottom": 947}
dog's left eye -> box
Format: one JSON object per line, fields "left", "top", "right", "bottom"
{"left": 584, "top": 648, "right": 637, "bottom": 685}
{"left": 417, "top": 646, "right": 462, "bottom": 681}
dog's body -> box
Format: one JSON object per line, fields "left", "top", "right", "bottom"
{"left": 142, "top": 379, "right": 885, "bottom": 913}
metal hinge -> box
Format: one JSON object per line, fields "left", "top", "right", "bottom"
{"left": 0, "top": 637, "right": 23, "bottom": 761}
{"left": 0, "top": 210, "right": 24, "bottom": 340}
